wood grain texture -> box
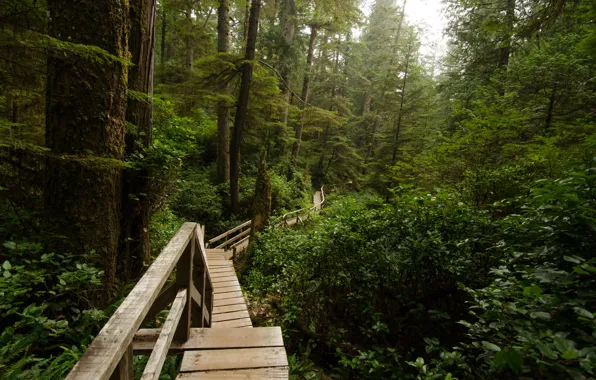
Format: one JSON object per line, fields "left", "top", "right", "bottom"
{"left": 211, "top": 318, "right": 253, "bottom": 328}
{"left": 213, "top": 297, "right": 246, "bottom": 307}
{"left": 141, "top": 288, "right": 187, "bottom": 380}
{"left": 180, "top": 347, "right": 288, "bottom": 372}
{"left": 213, "top": 303, "right": 247, "bottom": 314}
{"left": 67, "top": 222, "right": 196, "bottom": 380}
{"left": 213, "top": 285, "right": 241, "bottom": 294}
{"left": 176, "top": 367, "right": 289, "bottom": 379}
{"left": 213, "top": 291, "right": 243, "bottom": 300}
{"left": 211, "top": 310, "right": 250, "bottom": 322}
{"left": 133, "top": 327, "right": 283, "bottom": 353}
{"left": 212, "top": 280, "right": 240, "bottom": 288}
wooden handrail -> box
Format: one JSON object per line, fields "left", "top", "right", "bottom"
{"left": 67, "top": 222, "right": 214, "bottom": 380}
{"left": 207, "top": 220, "right": 250, "bottom": 246}
{"left": 274, "top": 186, "right": 325, "bottom": 226}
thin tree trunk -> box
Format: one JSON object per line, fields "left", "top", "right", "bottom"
{"left": 119, "top": 0, "right": 156, "bottom": 282}
{"left": 230, "top": 0, "right": 261, "bottom": 214}
{"left": 391, "top": 44, "right": 411, "bottom": 165}
{"left": 160, "top": 6, "right": 166, "bottom": 69}
{"left": 497, "top": 0, "right": 515, "bottom": 96}
{"left": 185, "top": 9, "right": 193, "bottom": 71}
{"left": 290, "top": 25, "right": 317, "bottom": 166}
{"left": 45, "top": 0, "right": 129, "bottom": 304}
{"left": 545, "top": 85, "right": 556, "bottom": 133}
{"left": 279, "top": 0, "right": 296, "bottom": 128}
{"left": 216, "top": 0, "right": 230, "bottom": 184}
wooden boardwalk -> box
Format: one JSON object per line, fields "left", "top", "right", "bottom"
{"left": 66, "top": 187, "right": 324, "bottom": 379}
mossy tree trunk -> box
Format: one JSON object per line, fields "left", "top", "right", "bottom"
{"left": 250, "top": 154, "right": 272, "bottom": 237}
{"left": 216, "top": 0, "right": 231, "bottom": 185}
{"left": 44, "top": 0, "right": 129, "bottom": 304}
{"left": 230, "top": 0, "right": 261, "bottom": 214}
{"left": 119, "top": 0, "right": 156, "bottom": 281}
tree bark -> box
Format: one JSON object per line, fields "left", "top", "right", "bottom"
{"left": 185, "top": 8, "right": 194, "bottom": 71}
{"left": 230, "top": 0, "right": 261, "bottom": 214}
{"left": 216, "top": 0, "right": 231, "bottom": 185}
{"left": 160, "top": 5, "right": 166, "bottom": 69}
{"left": 290, "top": 25, "right": 317, "bottom": 166}
{"left": 497, "top": 0, "right": 515, "bottom": 96}
{"left": 392, "top": 44, "right": 411, "bottom": 165}
{"left": 279, "top": 0, "right": 296, "bottom": 128}
{"left": 119, "top": 0, "right": 156, "bottom": 282}
{"left": 249, "top": 153, "right": 272, "bottom": 237}
{"left": 44, "top": 0, "right": 129, "bottom": 304}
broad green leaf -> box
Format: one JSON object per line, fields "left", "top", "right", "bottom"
{"left": 493, "top": 348, "right": 523, "bottom": 373}
{"left": 564, "top": 256, "right": 582, "bottom": 264}
{"left": 2, "top": 261, "right": 11, "bottom": 270}
{"left": 574, "top": 307, "right": 594, "bottom": 320}
{"left": 536, "top": 342, "right": 558, "bottom": 359}
{"left": 3, "top": 270, "right": 11, "bottom": 278}
{"left": 482, "top": 341, "right": 501, "bottom": 352}
{"left": 530, "top": 311, "right": 551, "bottom": 320}
{"left": 3, "top": 242, "right": 16, "bottom": 250}
{"left": 561, "top": 349, "right": 579, "bottom": 360}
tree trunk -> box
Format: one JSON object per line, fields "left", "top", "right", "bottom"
{"left": 160, "top": 6, "right": 166, "bottom": 69}
{"left": 545, "top": 85, "right": 556, "bottom": 133}
{"left": 44, "top": 0, "right": 129, "bottom": 304}
{"left": 119, "top": 0, "right": 156, "bottom": 282}
{"left": 497, "top": 0, "right": 515, "bottom": 96}
{"left": 216, "top": 0, "right": 231, "bottom": 185}
{"left": 185, "top": 9, "right": 193, "bottom": 71}
{"left": 391, "top": 44, "right": 411, "bottom": 165}
{"left": 230, "top": 0, "right": 261, "bottom": 214}
{"left": 279, "top": 0, "right": 296, "bottom": 128}
{"left": 290, "top": 25, "right": 317, "bottom": 166}
{"left": 249, "top": 153, "right": 272, "bottom": 237}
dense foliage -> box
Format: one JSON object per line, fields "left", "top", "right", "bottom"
{"left": 242, "top": 137, "right": 596, "bottom": 378}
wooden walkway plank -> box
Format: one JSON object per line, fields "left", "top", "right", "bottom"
{"left": 213, "top": 291, "right": 244, "bottom": 299}
{"left": 177, "top": 368, "right": 289, "bottom": 379}
{"left": 212, "top": 310, "right": 250, "bottom": 322}
{"left": 211, "top": 318, "right": 253, "bottom": 328}
{"left": 180, "top": 347, "right": 288, "bottom": 372}
{"left": 213, "top": 285, "right": 241, "bottom": 294}
{"left": 133, "top": 327, "right": 284, "bottom": 353}
{"left": 213, "top": 303, "right": 248, "bottom": 314}
{"left": 213, "top": 297, "right": 246, "bottom": 307}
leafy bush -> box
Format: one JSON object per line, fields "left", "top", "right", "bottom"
{"left": 0, "top": 241, "right": 106, "bottom": 378}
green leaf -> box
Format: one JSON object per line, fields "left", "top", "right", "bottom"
{"left": 3, "top": 270, "right": 11, "bottom": 278}
{"left": 493, "top": 348, "right": 523, "bottom": 373}
{"left": 2, "top": 261, "right": 11, "bottom": 270}
{"left": 536, "top": 342, "right": 558, "bottom": 359}
{"left": 59, "top": 278, "right": 66, "bottom": 285}
{"left": 3, "top": 242, "right": 16, "bottom": 250}
{"left": 530, "top": 311, "right": 551, "bottom": 320}
{"left": 554, "top": 336, "right": 572, "bottom": 353}
{"left": 561, "top": 349, "right": 579, "bottom": 360}
{"left": 573, "top": 307, "right": 594, "bottom": 320}
{"left": 482, "top": 341, "right": 501, "bottom": 352}
{"left": 564, "top": 256, "right": 582, "bottom": 264}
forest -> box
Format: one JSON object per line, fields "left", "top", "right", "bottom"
{"left": 0, "top": 0, "right": 595, "bottom": 378}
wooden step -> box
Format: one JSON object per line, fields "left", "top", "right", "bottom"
{"left": 177, "top": 367, "right": 289, "bottom": 379}
{"left": 180, "top": 347, "right": 288, "bottom": 372}
{"left": 133, "top": 327, "right": 283, "bottom": 353}
{"left": 211, "top": 318, "right": 252, "bottom": 328}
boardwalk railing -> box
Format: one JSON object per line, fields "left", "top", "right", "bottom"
{"left": 67, "top": 222, "right": 213, "bottom": 380}
{"left": 206, "top": 220, "right": 250, "bottom": 251}
{"left": 275, "top": 186, "right": 325, "bottom": 227}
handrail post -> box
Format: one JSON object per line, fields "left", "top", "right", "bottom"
{"left": 174, "top": 236, "right": 193, "bottom": 342}
{"left": 109, "top": 344, "right": 133, "bottom": 380}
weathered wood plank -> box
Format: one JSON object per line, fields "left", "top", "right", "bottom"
{"left": 211, "top": 310, "right": 250, "bottom": 322}
{"left": 179, "top": 347, "right": 287, "bottom": 372}
{"left": 213, "top": 285, "right": 241, "bottom": 294}
{"left": 66, "top": 222, "right": 196, "bottom": 380}
{"left": 176, "top": 367, "right": 289, "bottom": 379}
{"left": 213, "top": 303, "right": 247, "bottom": 314}
{"left": 142, "top": 282, "right": 177, "bottom": 325}
{"left": 213, "top": 291, "right": 243, "bottom": 300}
{"left": 211, "top": 318, "right": 253, "bottom": 328}
{"left": 209, "top": 267, "right": 235, "bottom": 274}
{"left": 212, "top": 280, "right": 240, "bottom": 288}
{"left": 141, "top": 288, "right": 187, "bottom": 380}
{"left": 109, "top": 344, "right": 133, "bottom": 380}
{"left": 213, "top": 297, "right": 246, "bottom": 307}
{"left": 210, "top": 272, "right": 236, "bottom": 279}
{"left": 133, "top": 327, "right": 283, "bottom": 353}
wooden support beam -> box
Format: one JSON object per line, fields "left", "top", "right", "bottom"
{"left": 208, "top": 220, "right": 250, "bottom": 246}
{"left": 141, "top": 288, "right": 187, "bottom": 380}
{"left": 214, "top": 227, "right": 250, "bottom": 249}
{"left": 174, "top": 236, "right": 194, "bottom": 342}
{"left": 109, "top": 344, "right": 133, "bottom": 380}
{"left": 142, "top": 282, "right": 177, "bottom": 325}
